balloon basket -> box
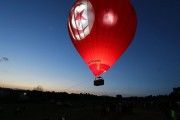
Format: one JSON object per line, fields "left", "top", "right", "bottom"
{"left": 94, "top": 76, "right": 104, "bottom": 86}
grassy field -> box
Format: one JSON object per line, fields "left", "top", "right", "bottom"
{"left": 0, "top": 102, "right": 165, "bottom": 120}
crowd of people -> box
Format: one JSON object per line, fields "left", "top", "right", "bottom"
{"left": 0, "top": 87, "right": 179, "bottom": 120}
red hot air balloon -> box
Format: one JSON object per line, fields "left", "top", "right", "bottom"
{"left": 68, "top": 0, "right": 137, "bottom": 84}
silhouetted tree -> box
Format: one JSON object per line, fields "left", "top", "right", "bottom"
{"left": 33, "top": 85, "right": 43, "bottom": 91}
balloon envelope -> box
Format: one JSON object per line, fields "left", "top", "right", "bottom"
{"left": 68, "top": 0, "right": 137, "bottom": 77}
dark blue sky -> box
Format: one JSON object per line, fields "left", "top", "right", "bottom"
{"left": 0, "top": 0, "right": 180, "bottom": 96}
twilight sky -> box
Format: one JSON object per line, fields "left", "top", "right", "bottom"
{"left": 0, "top": 0, "right": 180, "bottom": 96}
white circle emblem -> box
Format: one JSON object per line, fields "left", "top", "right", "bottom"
{"left": 68, "top": 0, "right": 95, "bottom": 41}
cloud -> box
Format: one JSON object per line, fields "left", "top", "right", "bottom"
{"left": 0, "top": 57, "right": 9, "bottom": 62}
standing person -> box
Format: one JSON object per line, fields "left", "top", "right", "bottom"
{"left": 171, "top": 109, "right": 176, "bottom": 120}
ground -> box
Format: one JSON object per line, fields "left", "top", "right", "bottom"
{"left": 0, "top": 102, "right": 165, "bottom": 120}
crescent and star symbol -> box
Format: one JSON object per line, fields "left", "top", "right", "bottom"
{"left": 74, "top": 9, "right": 88, "bottom": 32}
{"left": 69, "top": 1, "right": 95, "bottom": 41}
